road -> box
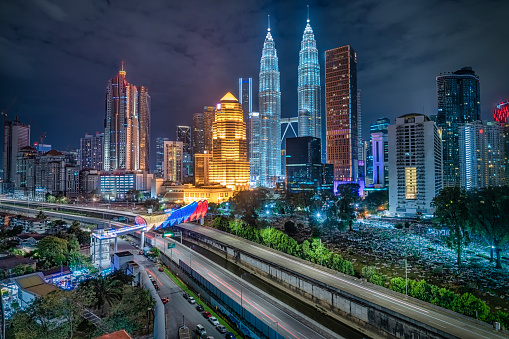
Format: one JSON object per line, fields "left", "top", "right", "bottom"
{"left": 116, "top": 238, "right": 227, "bottom": 339}
{"left": 178, "top": 223, "right": 508, "bottom": 339}
{"left": 142, "top": 233, "right": 341, "bottom": 339}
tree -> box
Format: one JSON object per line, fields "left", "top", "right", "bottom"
{"left": 68, "top": 221, "right": 90, "bottom": 246}
{"left": 36, "top": 210, "right": 47, "bottom": 220}
{"left": 336, "top": 183, "right": 359, "bottom": 231}
{"left": 363, "top": 190, "right": 388, "bottom": 214}
{"left": 38, "top": 236, "right": 69, "bottom": 267}
{"left": 78, "top": 275, "right": 123, "bottom": 316}
{"left": 144, "top": 198, "right": 160, "bottom": 211}
{"left": 45, "top": 193, "right": 56, "bottom": 203}
{"left": 230, "top": 188, "right": 269, "bottom": 226}
{"left": 432, "top": 187, "right": 471, "bottom": 268}
{"left": 469, "top": 187, "right": 509, "bottom": 269}
{"left": 148, "top": 247, "right": 160, "bottom": 259}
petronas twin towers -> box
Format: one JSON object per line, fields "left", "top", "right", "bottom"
{"left": 257, "top": 12, "right": 321, "bottom": 187}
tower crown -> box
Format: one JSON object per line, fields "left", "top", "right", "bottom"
{"left": 220, "top": 92, "right": 238, "bottom": 102}
{"left": 119, "top": 61, "right": 126, "bottom": 76}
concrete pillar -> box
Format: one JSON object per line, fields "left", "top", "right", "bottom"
{"left": 200, "top": 217, "right": 204, "bottom": 225}
{"left": 99, "top": 238, "right": 102, "bottom": 271}
{"left": 114, "top": 237, "right": 118, "bottom": 253}
{"left": 141, "top": 231, "right": 145, "bottom": 249}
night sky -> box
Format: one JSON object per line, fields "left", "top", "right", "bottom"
{"left": 1, "top": 0, "right": 508, "bottom": 169}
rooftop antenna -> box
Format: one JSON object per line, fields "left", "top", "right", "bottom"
{"left": 307, "top": 5, "right": 310, "bottom": 23}
{"left": 268, "top": 15, "right": 270, "bottom": 32}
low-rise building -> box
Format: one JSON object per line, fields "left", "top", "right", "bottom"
{"left": 0, "top": 252, "right": 36, "bottom": 277}
{"left": 160, "top": 183, "right": 232, "bottom": 204}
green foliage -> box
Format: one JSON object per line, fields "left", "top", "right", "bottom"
{"left": 45, "top": 193, "right": 56, "bottom": 203}
{"left": 78, "top": 275, "right": 123, "bottom": 316}
{"left": 389, "top": 277, "right": 407, "bottom": 294}
{"left": 212, "top": 216, "right": 229, "bottom": 231}
{"left": 37, "top": 236, "right": 69, "bottom": 267}
{"left": 368, "top": 273, "right": 387, "bottom": 286}
{"left": 394, "top": 223, "right": 403, "bottom": 229}
{"left": 229, "top": 188, "right": 269, "bottom": 226}
{"left": 432, "top": 187, "right": 471, "bottom": 267}
{"left": 148, "top": 247, "right": 160, "bottom": 258}
{"left": 284, "top": 221, "right": 297, "bottom": 235}
{"left": 361, "top": 266, "right": 377, "bottom": 280}
{"left": 143, "top": 198, "right": 160, "bottom": 211}
{"left": 362, "top": 190, "right": 389, "bottom": 214}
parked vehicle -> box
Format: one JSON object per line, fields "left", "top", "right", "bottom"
{"left": 201, "top": 311, "right": 211, "bottom": 318}
{"left": 216, "top": 325, "right": 227, "bottom": 334}
{"left": 225, "top": 333, "right": 236, "bottom": 339}
{"left": 183, "top": 293, "right": 189, "bottom": 299}
{"left": 188, "top": 296, "right": 196, "bottom": 304}
{"left": 161, "top": 297, "right": 169, "bottom": 304}
{"left": 196, "top": 305, "right": 204, "bottom": 312}
{"left": 158, "top": 267, "right": 164, "bottom": 272}
{"left": 208, "top": 316, "right": 219, "bottom": 326}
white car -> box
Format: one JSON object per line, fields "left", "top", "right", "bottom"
{"left": 188, "top": 297, "right": 196, "bottom": 304}
{"left": 208, "top": 316, "right": 219, "bottom": 326}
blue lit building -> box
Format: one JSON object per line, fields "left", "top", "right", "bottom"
{"left": 249, "top": 112, "right": 261, "bottom": 185}
{"left": 258, "top": 17, "right": 281, "bottom": 187}
{"left": 298, "top": 11, "right": 321, "bottom": 142}
{"left": 436, "top": 66, "right": 480, "bottom": 188}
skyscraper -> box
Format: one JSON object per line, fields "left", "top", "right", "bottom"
{"left": 325, "top": 45, "right": 358, "bottom": 182}
{"left": 239, "top": 78, "right": 253, "bottom": 118}
{"left": 163, "top": 140, "right": 183, "bottom": 183}
{"left": 193, "top": 112, "right": 205, "bottom": 155}
{"left": 155, "top": 137, "right": 169, "bottom": 178}
{"left": 2, "top": 117, "right": 30, "bottom": 187}
{"left": 436, "top": 66, "right": 480, "bottom": 187}
{"left": 388, "top": 114, "right": 443, "bottom": 217}
{"left": 138, "top": 86, "right": 151, "bottom": 172}
{"left": 459, "top": 121, "right": 505, "bottom": 189}
{"left": 104, "top": 62, "right": 150, "bottom": 171}
{"left": 285, "top": 136, "right": 322, "bottom": 192}
{"left": 298, "top": 11, "right": 321, "bottom": 141}
{"left": 203, "top": 106, "right": 215, "bottom": 154}
{"left": 494, "top": 101, "right": 509, "bottom": 124}
{"left": 259, "top": 17, "right": 281, "bottom": 187}
{"left": 369, "top": 118, "right": 390, "bottom": 187}
{"left": 249, "top": 111, "right": 261, "bottom": 184}
{"left": 209, "top": 92, "right": 250, "bottom": 190}
{"left": 177, "top": 125, "right": 192, "bottom": 179}
{"left": 80, "top": 132, "right": 104, "bottom": 170}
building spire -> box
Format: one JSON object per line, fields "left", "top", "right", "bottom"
{"left": 268, "top": 15, "right": 271, "bottom": 32}
{"left": 119, "top": 60, "right": 126, "bottom": 76}
{"left": 307, "top": 5, "right": 310, "bottom": 23}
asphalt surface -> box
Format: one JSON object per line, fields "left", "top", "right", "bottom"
{"left": 143, "top": 233, "right": 341, "bottom": 339}
{"left": 117, "top": 239, "right": 225, "bottom": 339}
{"left": 178, "top": 223, "right": 508, "bottom": 339}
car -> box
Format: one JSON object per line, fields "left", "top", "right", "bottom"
{"left": 196, "top": 305, "right": 204, "bottom": 312}
{"left": 158, "top": 267, "right": 164, "bottom": 272}
{"left": 188, "top": 297, "right": 196, "bottom": 304}
{"left": 196, "top": 324, "right": 206, "bottom": 336}
{"left": 208, "top": 316, "right": 219, "bottom": 326}
{"left": 206, "top": 337, "right": 214, "bottom": 339}
{"left": 201, "top": 311, "right": 211, "bottom": 318}
{"left": 216, "top": 325, "right": 227, "bottom": 334}
{"left": 148, "top": 275, "right": 152, "bottom": 280}
{"left": 225, "top": 333, "right": 236, "bottom": 339}
{"left": 183, "top": 293, "right": 189, "bottom": 299}
{"left": 161, "top": 297, "right": 169, "bottom": 304}
{"left": 139, "top": 251, "right": 143, "bottom": 255}
{"left": 153, "top": 283, "right": 159, "bottom": 290}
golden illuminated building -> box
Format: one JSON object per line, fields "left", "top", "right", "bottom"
{"left": 209, "top": 93, "right": 250, "bottom": 190}
{"left": 194, "top": 153, "right": 212, "bottom": 186}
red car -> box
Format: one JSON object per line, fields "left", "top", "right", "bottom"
{"left": 158, "top": 267, "right": 164, "bottom": 272}
{"left": 202, "top": 311, "right": 211, "bottom": 318}
{"left": 161, "top": 297, "right": 169, "bottom": 304}
{"left": 139, "top": 251, "right": 143, "bottom": 255}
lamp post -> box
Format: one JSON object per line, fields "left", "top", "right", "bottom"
{"left": 240, "top": 273, "right": 247, "bottom": 318}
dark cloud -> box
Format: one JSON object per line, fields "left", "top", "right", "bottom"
{"left": 0, "top": 0, "right": 508, "bottom": 167}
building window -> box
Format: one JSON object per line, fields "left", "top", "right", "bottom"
{"left": 405, "top": 167, "right": 417, "bottom": 200}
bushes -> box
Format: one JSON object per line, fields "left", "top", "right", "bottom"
{"left": 210, "top": 217, "right": 355, "bottom": 277}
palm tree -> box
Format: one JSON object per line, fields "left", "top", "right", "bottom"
{"left": 138, "top": 288, "right": 155, "bottom": 333}
{"left": 79, "top": 276, "right": 123, "bottom": 316}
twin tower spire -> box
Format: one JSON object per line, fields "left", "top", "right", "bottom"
{"left": 257, "top": 7, "right": 320, "bottom": 188}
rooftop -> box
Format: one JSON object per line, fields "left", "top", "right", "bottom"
{"left": 94, "top": 330, "right": 132, "bottom": 339}
{"left": 115, "top": 251, "right": 133, "bottom": 258}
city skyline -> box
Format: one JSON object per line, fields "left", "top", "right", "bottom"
{"left": 1, "top": 0, "right": 508, "bottom": 170}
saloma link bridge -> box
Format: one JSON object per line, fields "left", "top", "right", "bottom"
{"left": 91, "top": 200, "right": 208, "bottom": 252}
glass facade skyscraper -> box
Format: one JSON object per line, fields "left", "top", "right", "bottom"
{"left": 258, "top": 19, "right": 281, "bottom": 187}
{"left": 436, "top": 66, "right": 480, "bottom": 188}
{"left": 177, "top": 125, "right": 192, "bottom": 178}
{"left": 298, "top": 15, "right": 321, "bottom": 142}
{"left": 325, "top": 45, "right": 358, "bottom": 182}
{"left": 248, "top": 111, "right": 261, "bottom": 184}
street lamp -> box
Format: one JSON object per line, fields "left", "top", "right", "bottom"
{"left": 240, "top": 273, "right": 247, "bottom": 318}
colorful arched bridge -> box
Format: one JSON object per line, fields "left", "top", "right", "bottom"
{"left": 92, "top": 200, "right": 208, "bottom": 242}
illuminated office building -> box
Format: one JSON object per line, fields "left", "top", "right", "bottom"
{"left": 209, "top": 93, "right": 250, "bottom": 190}
{"left": 436, "top": 66, "right": 480, "bottom": 187}
{"left": 258, "top": 18, "right": 281, "bottom": 187}
{"left": 494, "top": 101, "right": 509, "bottom": 124}
{"left": 203, "top": 106, "right": 215, "bottom": 153}
{"left": 194, "top": 153, "right": 212, "bottom": 186}
{"left": 388, "top": 114, "right": 443, "bottom": 217}
{"left": 193, "top": 112, "right": 205, "bottom": 155}
{"left": 138, "top": 86, "right": 151, "bottom": 171}
{"left": 325, "top": 45, "right": 358, "bottom": 182}
{"left": 155, "top": 137, "right": 169, "bottom": 178}
{"left": 248, "top": 112, "right": 261, "bottom": 184}
{"left": 2, "top": 117, "right": 30, "bottom": 187}
{"left": 459, "top": 121, "right": 505, "bottom": 189}
{"left": 239, "top": 78, "right": 253, "bottom": 117}
{"left": 163, "top": 141, "right": 183, "bottom": 184}
{"left": 177, "top": 125, "right": 192, "bottom": 179}
{"left": 369, "top": 118, "right": 390, "bottom": 187}
{"left": 298, "top": 12, "right": 321, "bottom": 141}
{"left": 80, "top": 132, "right": 104, "bottom": 170}
{"left": 104, "top": 62, "right": 150, "bottom": 171}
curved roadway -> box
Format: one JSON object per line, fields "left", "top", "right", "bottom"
{"left": 178, "top": 222, "right": 508, "bottom": 339}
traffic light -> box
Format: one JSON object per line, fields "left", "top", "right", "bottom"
{"left": 163, "top": 232, "right": 174, "bottom": 238}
